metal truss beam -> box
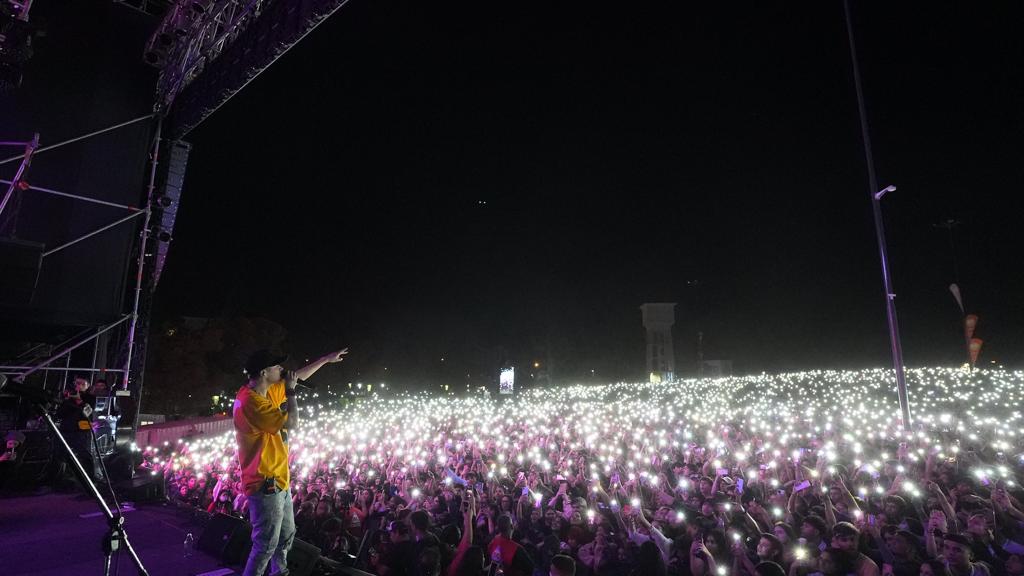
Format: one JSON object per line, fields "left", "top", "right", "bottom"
{"left": 155, "top": 0, "right": 353, "bottom": 138}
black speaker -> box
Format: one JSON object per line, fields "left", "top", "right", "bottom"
{"left": 112, "top": 465, "right": 166, "bottom": 502}
{"left": 287, "top": 537, "right": 322, "bottom": 576}
{"left": 150, "top": 139, "right": 191, "bottom": 289}
{"left": 112, "top": 394, "right": 138, "bottom": 428}
{"left": 0, "top": 428, "right": 56, "bottom": 492}
{"left": 16, "top": 428, "right": 52, "bottom": 462}
{"left": 199, "top": 512, "right": 252, "bottom": 565}
{"left": 224, "top": 522, "right": 253, "bottom": 566}
{"left": 0, "top": 238, "right": 43, "bottom": 305}
{"left": 0, "top": 453, "right": 47, "bottom": 491}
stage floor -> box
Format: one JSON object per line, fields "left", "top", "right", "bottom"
{"left": 0, "top": 490, "right": 238, "bottom": 575}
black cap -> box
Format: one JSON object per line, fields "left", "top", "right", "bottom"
{"left": 942, "top": 533, "right": 972, "bottom": 548}
{"left": 244, "top": 349, "right": 288, "bottom": 378}
{"left": 893, "top": 530, "right": 918, "bottom": 543}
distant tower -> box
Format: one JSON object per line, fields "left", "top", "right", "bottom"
{"left": 641, "top": 303, "right": 676, "bottom": 382}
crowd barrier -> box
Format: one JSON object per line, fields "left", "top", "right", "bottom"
{"left": 136, "top": 414, "right": 233, "bottom": 448}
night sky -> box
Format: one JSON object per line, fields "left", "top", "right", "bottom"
{"left": 154, "top": 1, "right": 1024, "bottom": 386}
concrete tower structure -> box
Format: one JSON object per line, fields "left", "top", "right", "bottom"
{"left": 640, "top": 303, "right": 676, "bottom": 382}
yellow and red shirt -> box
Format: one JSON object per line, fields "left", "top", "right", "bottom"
{"left": 233, "top": 381, "right": 290, "bottom": 496}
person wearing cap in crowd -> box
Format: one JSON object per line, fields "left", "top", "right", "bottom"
{"left": 234, "top": 347, "right": 348, "bottom": 576}
{"left": 0, "top": 429, "right": 25, "bottom": 463}
{"left": 0, "top": 429, "right": 27, "bottom": 488}
{"left": 832, "top": 521, "right": 881, "bottom": 576}
{"left": 964, "top": 509, "right": 1004, "bottom": 574}
{"left": 942, "top": 533, "right": 992, "bottom": 576}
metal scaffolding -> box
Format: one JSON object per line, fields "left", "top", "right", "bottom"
{"left": 1, "top": 114, "right": 162, "bottom": 406}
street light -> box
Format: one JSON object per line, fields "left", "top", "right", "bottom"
{"left": 874, "top": 185, "right": 896, "bottom": 200}
{"left": 845, "top": 0, "right": 911, "bottom": 430}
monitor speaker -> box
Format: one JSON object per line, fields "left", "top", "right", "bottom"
{"left": 198, "top": 512, "right": 252, "bottom": 565}
{"left": 287, "top": 537, "right": 322, "bottom": 576}
{"left": 114, "top": 469, "right": 166, "bottom": 502}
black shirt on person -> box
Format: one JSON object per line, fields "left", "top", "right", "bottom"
{"left": 54, "top": 393, "right": 97, "bottom": 482}
{"left": 388, "top": 540, "right": 418, "bottom": 576}
{"left": 56, "top": 393, "right": 96, "bottom": 434}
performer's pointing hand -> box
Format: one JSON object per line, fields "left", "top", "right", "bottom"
{"left": 325, "top": 348, "right": 349, "bottom": 363}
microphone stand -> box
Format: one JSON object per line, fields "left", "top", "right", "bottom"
{"left": 37, "top": 405, "right": 149, "bottom": 575}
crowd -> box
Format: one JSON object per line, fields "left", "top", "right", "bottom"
{"left": 139, "top": 367, "right": 1024, "bottom": 576}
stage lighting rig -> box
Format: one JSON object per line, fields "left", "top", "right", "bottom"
{"left": 0, "top": 0, "right": 37, "bottom": 92}
{"left": 146, "top": 0, "right": 355, "bottom": 138}
{"left": 145, "top": 0, "right": 272, "bottom": 112}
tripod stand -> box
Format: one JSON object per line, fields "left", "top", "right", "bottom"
{"left": 37, "top": 404, "right": 150, "bottom": 575}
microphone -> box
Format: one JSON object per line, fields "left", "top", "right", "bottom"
{"left": 282, "top": 370, "right": 314, "bottom": 390}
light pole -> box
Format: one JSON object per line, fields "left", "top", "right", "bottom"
{"left": 870, "top": 183, "right": 911, "bottom": 429}
{"left": 844, "top": 0, "right": 912, "bottom": 430}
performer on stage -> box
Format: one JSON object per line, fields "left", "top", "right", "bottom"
{"left": 234, "top": 347, "right": 348, "bottom": 576}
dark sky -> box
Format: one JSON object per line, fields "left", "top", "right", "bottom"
{"left": 154, "top": 1, "right": 1024, "bottom": 385}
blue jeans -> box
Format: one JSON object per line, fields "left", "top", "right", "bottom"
{"left": 243, "top": 488, "right": 295, "bottom": 576}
